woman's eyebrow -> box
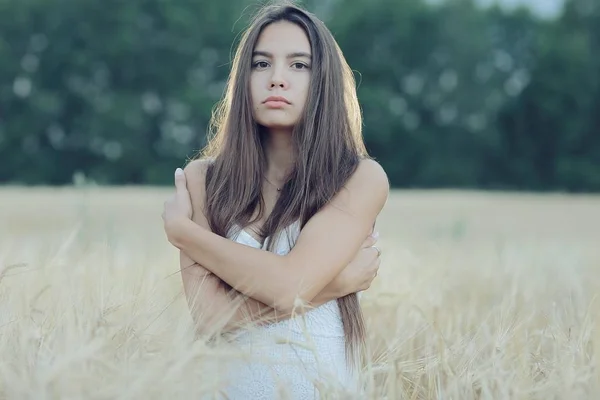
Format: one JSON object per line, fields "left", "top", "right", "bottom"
{"left": 252, "top": 50, "right": 312, "bottom": 59}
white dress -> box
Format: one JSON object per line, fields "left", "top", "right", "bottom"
{"left": 220, "top": 221, "right": 359, "bottom": 400}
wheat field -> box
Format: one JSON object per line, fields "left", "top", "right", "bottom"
{"left": 1, "top": 186, "right": 599, "bottom": 399}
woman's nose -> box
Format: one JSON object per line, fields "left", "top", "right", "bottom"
{"left": 269, "top": 69, "right": 288, "bottom": 89}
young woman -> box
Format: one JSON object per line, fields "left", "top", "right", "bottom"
{"left": 162, "top": 3, "right": 388, "bottom": 398}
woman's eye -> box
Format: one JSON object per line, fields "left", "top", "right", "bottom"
{"left": 253, "top": 61, "right": 269, "bottom": 69}
{"left": 292, "top": 62, "right": 309, "bottom": 70}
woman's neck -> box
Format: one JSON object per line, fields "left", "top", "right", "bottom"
{"left": 264, "top": 129, "right": 295, "bottom": 181}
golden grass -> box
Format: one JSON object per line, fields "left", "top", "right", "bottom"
{"left": 1, "top": 186, "right": 599, "bottom": 399}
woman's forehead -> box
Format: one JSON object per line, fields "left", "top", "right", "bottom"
{"left": 254, "top": 22, "right": 311, "bottom": 55}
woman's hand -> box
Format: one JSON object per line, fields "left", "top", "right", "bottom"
{"left": 163, "top": 168, "right": 193, "bottom": 245}
{"left": 326, "top": 232, "right": 381, "bottom": 297}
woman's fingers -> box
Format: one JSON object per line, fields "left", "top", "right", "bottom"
{"left": 362, "top": 231, "right": 379, "bottom": 248}
{"left": 365, "top": 245, "right": 381, "bottom": 260}
{"left": 373, "top": 257, "right": 381, "bottom": 276}
{"left": 174, "top": 168, "right": 188, "bottom": 195}
{"left": 366, "top": 255, "right": 381, "bottom": 287}
{"left": 362, "top": 235, "right": 375, "bottom": 248}
{"left": 372, "top": 246, "right": 381, "bottom": 258}
{"left": 352, "top": 237, "right": 382, "bottom": 292}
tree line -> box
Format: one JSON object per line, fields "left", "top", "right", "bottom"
{"left": 0, "top": 0, "right": 598, "bottom": 191}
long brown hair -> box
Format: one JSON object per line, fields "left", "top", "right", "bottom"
{"left": 195, "top": 2, "right": 370, "bottom": 365}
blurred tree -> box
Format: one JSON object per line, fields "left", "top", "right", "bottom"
{"left": 0, "top": 0, "right": 249, "bottom": 184}
{"left": 329, "top": 0, "right": 541, "bottom": 188}
{"left": 0, "top": 0, "right": 597, "bottom": 191}
{"left": 496, "top": 0, "right": 600, "bottom": 191}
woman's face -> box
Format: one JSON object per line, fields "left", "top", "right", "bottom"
{"left": 250, "top": 21, "right": 312, "bottom": 132}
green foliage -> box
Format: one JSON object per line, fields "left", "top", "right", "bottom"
{"left": 0, "top": 0, "right": 598, "bottom": 191}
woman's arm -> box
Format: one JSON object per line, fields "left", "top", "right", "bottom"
{"left": 180, "top": 253, "right": 347, "bottom": 334}
{"left": 167, "top": 159, "right": 389, "bottom": 314}
{"left": 177, "top": 160, "right": 359, "bottom": 333}
{"left": 179, "top": 252, "right": 238, "bottom": 335}
{"left": 180, "top": 250, "right": 363, "bottom": 335}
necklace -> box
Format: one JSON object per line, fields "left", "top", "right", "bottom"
{"left": 264, "top": 177, "right": 282, "bottom": 192}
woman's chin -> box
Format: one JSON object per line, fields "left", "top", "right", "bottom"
{"left": 258, "top": 119, "right": 297, "bottom": 132}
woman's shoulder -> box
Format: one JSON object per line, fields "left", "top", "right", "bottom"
{"left": 333, "top": 158, "right": 389, "bottom": 214}
{"left": 183, "top": 157, "right": 215, "bottom": 185}
{"left": 182, "top": 157, "right": 216, "bottom": 212}
{"left": 352, "top": 158, "right": 389, "bottom": 193}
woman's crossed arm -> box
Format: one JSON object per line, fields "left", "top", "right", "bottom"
{"left": 174, "top": 159, "right": 383, "bottom": 334}
{"left": 166, "top": 158, "right": 389, "bottom": 315}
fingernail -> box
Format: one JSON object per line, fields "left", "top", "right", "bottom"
{"left": 371, "top": 231, "right": 379, "bottom": 239}
{"left": 175, "top": 168, "right": 183, "bottom": 176}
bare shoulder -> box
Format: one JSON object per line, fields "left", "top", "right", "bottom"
{"left": 340, "top": 158, "right": 389, "bottom": 207}
{"left": 182, "top": 158, "right": 214, "bottom": 224}
{"left": 352, "top": 158, "right": 389, "bottom": 191}
{"left": 183, "top": 158, "right": 213, "bottom": 184}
